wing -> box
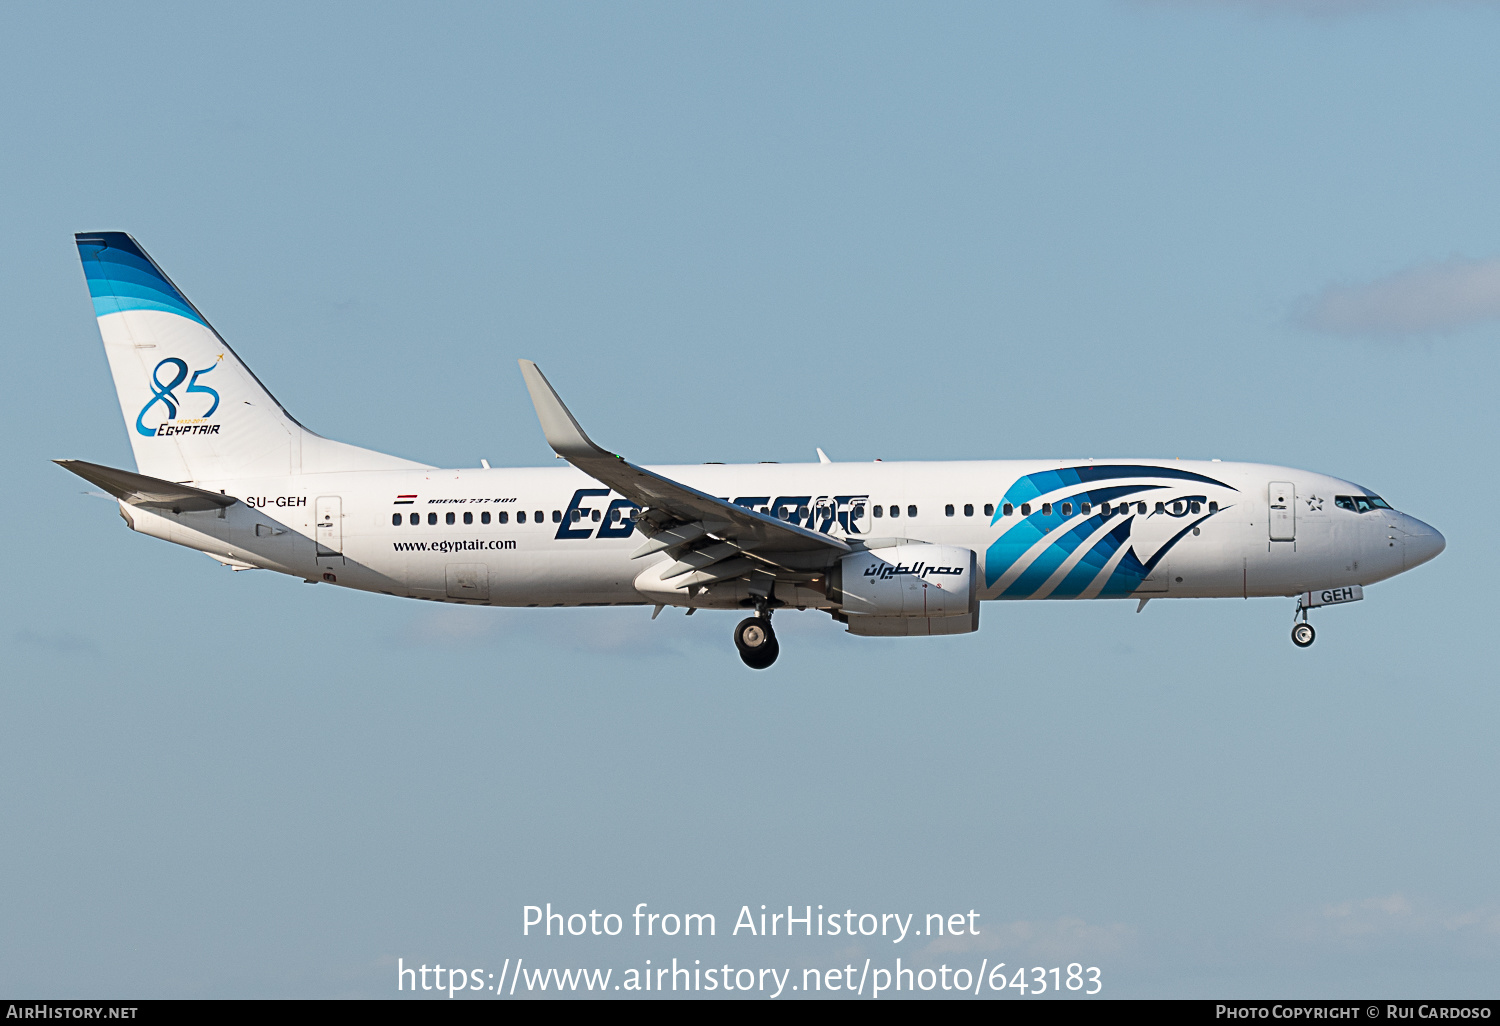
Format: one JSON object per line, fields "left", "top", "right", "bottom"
{"left": 55, "top": 459, "right": 237, "bottom": 513}
{"left": 518, "top": 360, "right": 849, "bottom": 587}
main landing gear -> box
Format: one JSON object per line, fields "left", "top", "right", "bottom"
{"left": 734, "top": 612, "right": 779, "bottom": 669}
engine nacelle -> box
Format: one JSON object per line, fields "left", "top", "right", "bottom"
{"left": 830, "top": 544, "right": 979, "bottom": 633}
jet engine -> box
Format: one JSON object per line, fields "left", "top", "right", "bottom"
{"left": 829, "top": 543, "right": 980, "bottom": 636}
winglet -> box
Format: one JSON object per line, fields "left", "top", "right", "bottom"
{"left": 518, "top": 360, "right": 613, "bottom": 460}
{"left": 816, "top": 448, "right": 831, "bottom": 464}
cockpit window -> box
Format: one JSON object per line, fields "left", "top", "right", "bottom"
{"left": 1335, "top": 494, "right": 1394, "bottom": 514}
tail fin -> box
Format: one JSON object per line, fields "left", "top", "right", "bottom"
{"left": 75, "top": 232, "right": 428, "bottom": 482}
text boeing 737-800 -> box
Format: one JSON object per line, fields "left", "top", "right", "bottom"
{"left": 57, "top": 232, "right": 1444, "bottom": 668}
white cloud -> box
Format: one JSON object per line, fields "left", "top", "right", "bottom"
{"left": 921, "top": 916, "right": 1134, "bottom": 962}
{"left": 1297, "top": 892, "right": 1500, "bottom": 950}
{"left": 1296, "top": 257, "right": 1500, "bottom": 337}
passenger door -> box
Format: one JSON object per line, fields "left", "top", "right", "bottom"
{"left": 315, "top": 496, "right": 343, "bottom": 558}
{"left": 1268, "top": 482, "right": 1295, "bottom": 542}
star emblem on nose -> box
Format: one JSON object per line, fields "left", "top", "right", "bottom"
{"left": 1305, "top": 495, "right": 1324, "bottom": 511}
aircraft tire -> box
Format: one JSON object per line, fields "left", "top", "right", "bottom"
{"left": 735, "top": 617, "right": 779, "bottom": 669}
{"left": 1291, "top": 623, "right": 1315, "bottom": 648}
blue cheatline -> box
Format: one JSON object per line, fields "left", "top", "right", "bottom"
{"left": 991, "top": 464, "right": 1234, "bottom": 524}
{"left": 75, "top": 232, "right": 208, "bottom": 326}
{"left": 984, "top": 483, "right": 1156, "bottom": 591}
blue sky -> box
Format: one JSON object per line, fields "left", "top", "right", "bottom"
{"left": 2, "top": 0, "right": 1497, "bottom": 998}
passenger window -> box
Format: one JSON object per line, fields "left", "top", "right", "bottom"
{"left": 1137, "top": 502, "right": 1147, "bottom": 515}
{"left": 496, "top": 512, "right": 506, "bottom": 524}
{"left": 945, "top": 504, "right": 955, "bottom": 517}
{"left": 446, "top": 511, "right": 455, "bottom": 525}
{"left": 890, "top": 505, "right": 900, "bottom": 519}
{"left": 570, "top": 509, "right": 581, "bottom": 522}
{"left": 1081, "top": 502, "right": 1091, "bottom": 515}
{"left": 391, "top": 513, "right": 401, "bottom": 526}
{"left": 1042, "top": 502, "right": 1053, "bottom": 516}
{"left": 797, "top": 506, "right": 809, "bottom": 519}
{"left": 984, "top": 503, "right": 994, "bottom": 516}
{"left": 428, "top": 512, "right": 437, "bottom": 525}
{"left": 1001, "top": 503, "right": 1011, "bottom": 516}
{"left": 482, "top": 511, "right": 491, "bottom": 524}
{"left": 410, "top": 512, "right": 419, "bottom": 526}
{"left": 907, "top": 505, "right": 917, "bottom": 518}
{"left": 964, "top": 503, "right": 974, "bottom": 517}
{"left": 610, "top": 508, "right": 621, "bottom": 522}
{"left": 535, "top": 511, "right": 544, "bottom": 523}
{"left": 517, "top": 511, "right": 526, "bottom": 524}
{"left": 1060, "top": 502, "right": 1073, "bottom": 516}
{"left": 1208, "top": 501, "right": 1218, "bottom": 514}
{"left": 463, "top": 511, "right": 473, "bottom": 525}
{"left": 1154, "top": 502, "right": 1164, "bottom": 514}
{"left": 1171, "top": 501, "right": 1182, "bottom": 515}
{"left": 1189, "top": 501, "right": 1200, "bottom": 514}
{"left": 592, "top": 509, "right": 601, "bottom": 522}
{"left": 553, "top": 510, "right": 562, "bottom": 523}
{"left": 1020, "top": 503, "right": 1031, "bottom": 516}
{"left": 873, "top": 505, "right": 883, "bottom": 518}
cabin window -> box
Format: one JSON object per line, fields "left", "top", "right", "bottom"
{"left": 517, "top": 511, "right": 526, "bottom": 524}
{"left": 1041, "top": 502, "right": 1053, "bottom": 515}
{"left": 873, "top": 505, "right": 883, "bottom": 518}
{"left": 1189, "top": 501, "right": 1200, "bottom": 514}
{"left": 907, "top": 505, "right": 918, "bottom": 518}
{"left": 553, "top": 510, "right": 562, "bottom": 523}
{"left": 984, "top": 503, "right": 995, "bottom": 516}
{"left": 1171, "top": 501, "right": 1182, "bottom": 515}
{"left": 496, "top": 511, "right": 506, "bottom": 524}
{"left": 964, "top": 503, "right": 974, "bottom": 517}
{"left": 1208, "top": 502, "right": 1218, "bottom": 514}
{"left": 1101, "top": 503, "right": 1112, "bottom": 517}
{"left": 446, "top": 511, "right": 456, "bottom": 525}
{"left": 570, "top": 509, "right": 581, "bottom": 522}
{"left": 1000, "top": 503, "right": 1011, "bottom": 516}
{"left": 410, "top": 512, "right": 419, "bottom": 525}
{"left": 945, "top": 504, "right": 955, "bottom": 517}
{"left": 797, "top": 506, "right": 809, "bottom": 519}
{"left": 1081, "top": 502, "right": 1092, "bottom": 515}
{"left": 392, "top": 513, "right": 401, "bottom": 526}
{"left": 428, "top": 512, "right": 437, "bottom": 525}
{"left": 483, "top": 511, "right": 493, "bottom": 524}
{"left": 591, "top": 509, "right": 601, "bottom": 522}
{"left": 1137, "top": 502, "right": 1147, "bottom": 515}
{"left": 463, "top": 511, "right": 473, "bottom": 525}
{"left": 1020, "top": 503, "right": 1031, "bottom": 516}
{"left": 611, "top": 508, "right": 621, "bottom": 522}
{"left": 1060, "top": 502, "right": 1073, "bottom": 516}
{"left": 889, "top": 505, "right": 900, "bottom": 519}
{"left": 1154, "top": 502, "right": 1164, "bottom": 515}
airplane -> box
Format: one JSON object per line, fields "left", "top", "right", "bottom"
{"left": 57, "top": 232, "right": 1445, "bottom": 668}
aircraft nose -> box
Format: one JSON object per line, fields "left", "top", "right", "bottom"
{"left": 1403, "top": 517, "right": 1445, "bottom": 570}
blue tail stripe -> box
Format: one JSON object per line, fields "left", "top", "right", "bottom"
{"left": 76, "top": 233, "right": 207, "bottom": 326}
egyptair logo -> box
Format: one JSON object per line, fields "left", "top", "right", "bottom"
{"left": 136, "top": 355, "right": 222, "bottom": 437}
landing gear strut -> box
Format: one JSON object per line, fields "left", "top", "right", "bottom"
{"left": 1291, "top": 600, "right": 1316, "bottom": 648}
{"left": 735, "top": 602, "right": 779, "bottom": 669}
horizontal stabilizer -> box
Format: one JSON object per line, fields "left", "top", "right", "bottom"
{"left": 55, "top": 459, "right": 236, "bottom": 513}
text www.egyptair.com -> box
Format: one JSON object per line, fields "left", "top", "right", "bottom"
{"left": 397, "top": 958, "right": 1102, "bottom": 998}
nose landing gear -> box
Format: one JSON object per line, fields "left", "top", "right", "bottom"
{"left": 1291, "top": 599, "right": 1316, "bottom": 648}
{"left": 734, "top": 608, "right": 779, "bottom": 669}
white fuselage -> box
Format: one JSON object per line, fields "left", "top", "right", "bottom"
{"left": 120, "top": 457, "right": 1444, "bottom": 609}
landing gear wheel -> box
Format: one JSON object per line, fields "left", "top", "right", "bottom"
{"left": 1291, "top": 622, "right": 1316, "bottom": 648}
{"left": 735, "top": 617, "right": 779, "bottom": 669}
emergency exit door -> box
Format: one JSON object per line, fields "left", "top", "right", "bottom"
{"left": 315, "top": 496, "right": 343, "bottom": 556}
{"left": 1268, "top": 482, "right": 1295, "bottom": 542}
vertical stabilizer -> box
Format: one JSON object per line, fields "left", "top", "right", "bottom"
{"left": 75, "top": 232, "right": 428, "bottom": 482}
